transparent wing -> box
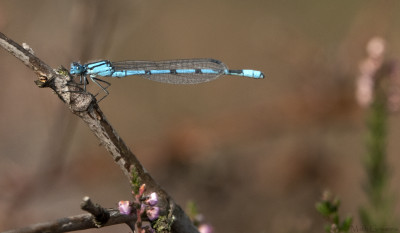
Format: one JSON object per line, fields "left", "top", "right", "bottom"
{"left": 111, "top": 58, "right": 228, "bottom": 84}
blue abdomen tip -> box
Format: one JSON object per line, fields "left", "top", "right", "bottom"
{"left": 242, "top": 70, "right": 265, "bottom": 78}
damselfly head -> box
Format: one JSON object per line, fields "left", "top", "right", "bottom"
{"left": 70, "top": 62, "right": 86, "bottom": 75}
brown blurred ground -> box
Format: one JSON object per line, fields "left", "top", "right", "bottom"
{"left": 0, "top": 0, "right": 400, "bottom": 232}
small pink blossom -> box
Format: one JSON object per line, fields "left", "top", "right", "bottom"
{"left": 366, "top": 37, "right": 385, "bottom": 59}
{"left": 146, "top": 206, "right": 160, "bottom": 221}
{"left": 198, "top": 224, "right": 213, "bottom": 233}
{"left": 145, "top": 192, "right": 158, "bottom": 206}
{"left": 118, "top": 201, "right": 132, "bottom": 215}
{"left": 356, "top": 37, "right": 385, "bottom": 108}
{"left": 356, "top": 36, "right": 400, "bottom": 112}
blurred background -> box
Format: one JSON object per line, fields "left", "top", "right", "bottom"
{"left": 0, "top": 0, "right": 400, "bottom": 232}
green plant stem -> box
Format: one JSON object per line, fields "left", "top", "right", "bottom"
{"left": 359, "top": 86, "right": 393, "bottom": 228}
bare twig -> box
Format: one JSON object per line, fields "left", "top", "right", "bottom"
{"left": 2, "top": 209, "right": 136, "bottom": 233}
{"left": 0, "top": 31, "right": 199, "bottom": 233}
{"left": 3, "top": 197, "right": 136, "bottom": 233}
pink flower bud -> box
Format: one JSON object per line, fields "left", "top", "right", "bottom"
{"left": 198, "top": 224, "right": 213, "bottom": 233}
{"left": 145, "top": 192, "right": 158, "bottom": 206}
{"left": 139, "top": 184, "right": 146, "bottom": 196}
{"left": 146, "top": 206, "right": 160, "bottom": 221}
{"left": 118, "top": 201, "right": 132, "bottom": 215}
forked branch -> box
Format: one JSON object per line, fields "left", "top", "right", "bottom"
{"left": 0, "top": 32, "right": 198, "bottom": 233}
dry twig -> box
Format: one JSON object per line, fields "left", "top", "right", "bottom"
{"left": 0, "top": 31, "right": 198, "bottom": 233}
